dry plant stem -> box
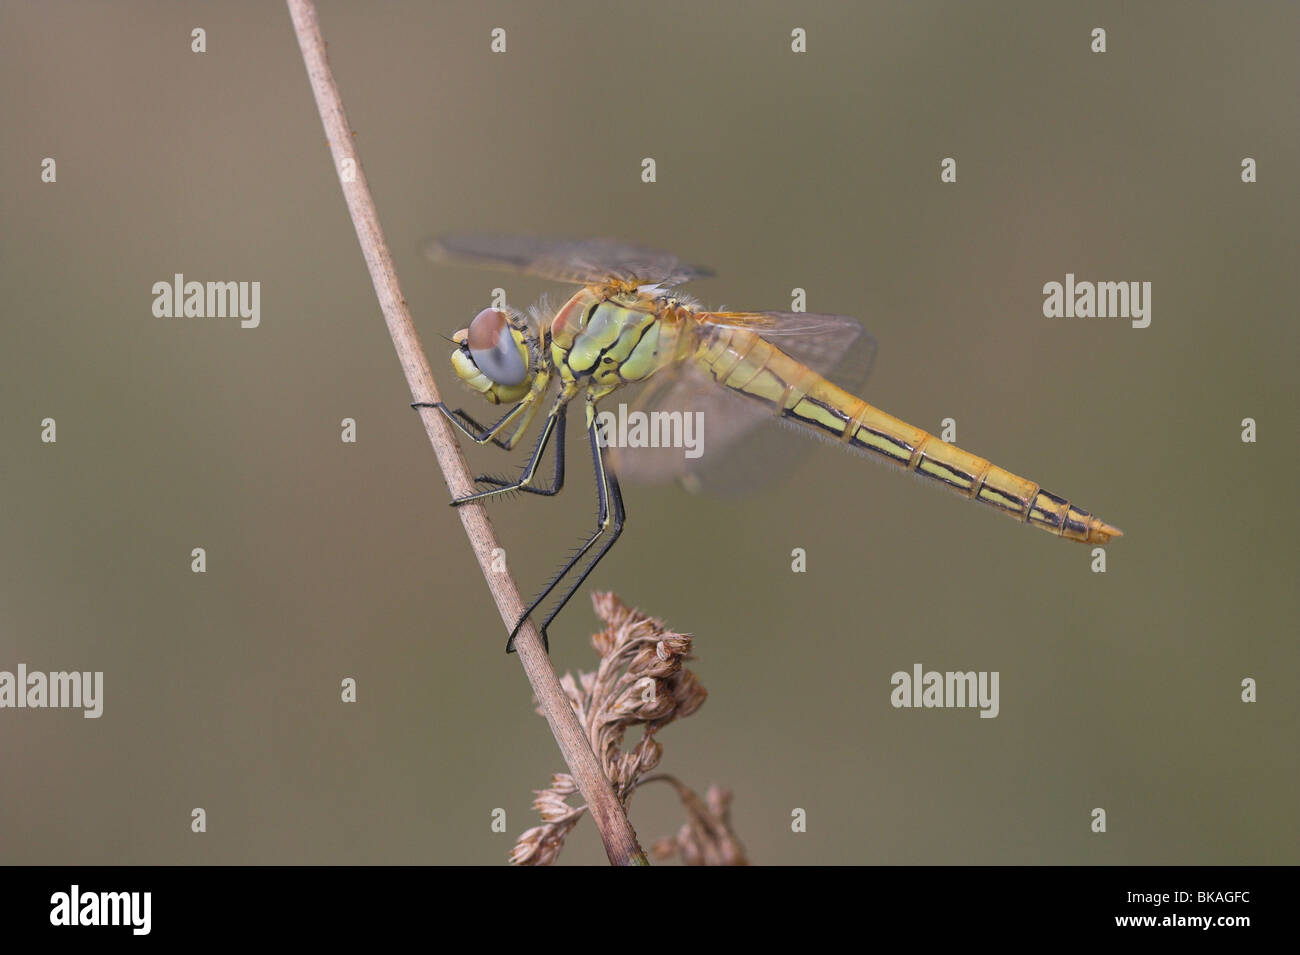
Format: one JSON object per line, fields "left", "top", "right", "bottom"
{"left": 286, "top": 0, "right": 646, "bottom": 866}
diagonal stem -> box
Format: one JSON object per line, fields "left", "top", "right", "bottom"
{"left": 285, "top": 0, "right": 645, "bottom": 866}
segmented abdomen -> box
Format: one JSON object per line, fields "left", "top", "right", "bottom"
{"left": 693, "top": 325, "right": 1121, "bottom": 544}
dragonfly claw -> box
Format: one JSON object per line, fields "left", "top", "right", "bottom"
{"left": 505, "top": 615, "right": 546, "bottom": 654}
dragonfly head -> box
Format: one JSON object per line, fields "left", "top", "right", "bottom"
{"left": 450, "top": 307, "right": 535, "bottom": 404}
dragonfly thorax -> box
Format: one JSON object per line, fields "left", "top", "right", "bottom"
{"left": 550, "top": 284, "right": 689, "bottom": 401}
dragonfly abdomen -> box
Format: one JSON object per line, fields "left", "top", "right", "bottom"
{"left": 699, "top": 328, "right": 1121, "bottom": 545}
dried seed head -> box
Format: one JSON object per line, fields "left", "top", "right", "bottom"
{"left": 511, "top": 592, "right": 725, "bottom": 866}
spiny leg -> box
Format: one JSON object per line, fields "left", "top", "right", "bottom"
{"left": 506, "top": 418, "right": 622, "bottom": 653}
{"left": 441, "top": 408, "right": 514, "bottom": 451}
{"left": 533, "top": 471, "right": 624, "bottom": 648}
{"left": 411, "top": 399, "right": 527, "bottom": 449}
{"left": 473, "top": 405, "right": 566, "bottom": 497}
{"left": 450, "top": 404, "right": 566, "bottom": 505}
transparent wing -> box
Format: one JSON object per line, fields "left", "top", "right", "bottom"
{"left": 606, "top": 311, "right": 876, "bottom": 493}
{"left": 701, "top": 311, "right": 876, "bottom": 387}
{"left": 422, "top": 233, "right": 714, "bottom": 287}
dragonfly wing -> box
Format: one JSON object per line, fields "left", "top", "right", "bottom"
{"left": 423, "top": 234, "right": 714, "bottom": 287}
{"left": 607, "top": 311, "right": 877, "bottom": 493}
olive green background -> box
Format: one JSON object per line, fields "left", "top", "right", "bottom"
{"left": 2, "top": 1, "right": 1295, "bottom": 865}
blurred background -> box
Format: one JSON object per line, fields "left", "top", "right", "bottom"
{"left": 1, "top": 1, "right": 1295, "bottom": 865}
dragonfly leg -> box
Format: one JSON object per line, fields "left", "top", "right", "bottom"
{"left": 506, "top": 417, "right": 624, "bottom": 653}
{"left": 531, "top": 472, "right": 624, "bottom": 651}
{"left": 450, "top": 404, "right": 566, "bottom": 505}
{"left": 411, "top": 399, "right": 526, "bottom": 450}
{"left": 465, "top": 406, "right": 566, "bottom": 498}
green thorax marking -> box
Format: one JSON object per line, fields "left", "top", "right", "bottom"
{"left": 551, "top": 287, "right": 686, "bottom": 400}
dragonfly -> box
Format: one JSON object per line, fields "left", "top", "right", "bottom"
{"left": 416, "top": 234, "right": 1122, "bottom": 653}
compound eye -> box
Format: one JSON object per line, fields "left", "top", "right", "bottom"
{"left": 466, "top": 308, "right": 527, "bottom": 386}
